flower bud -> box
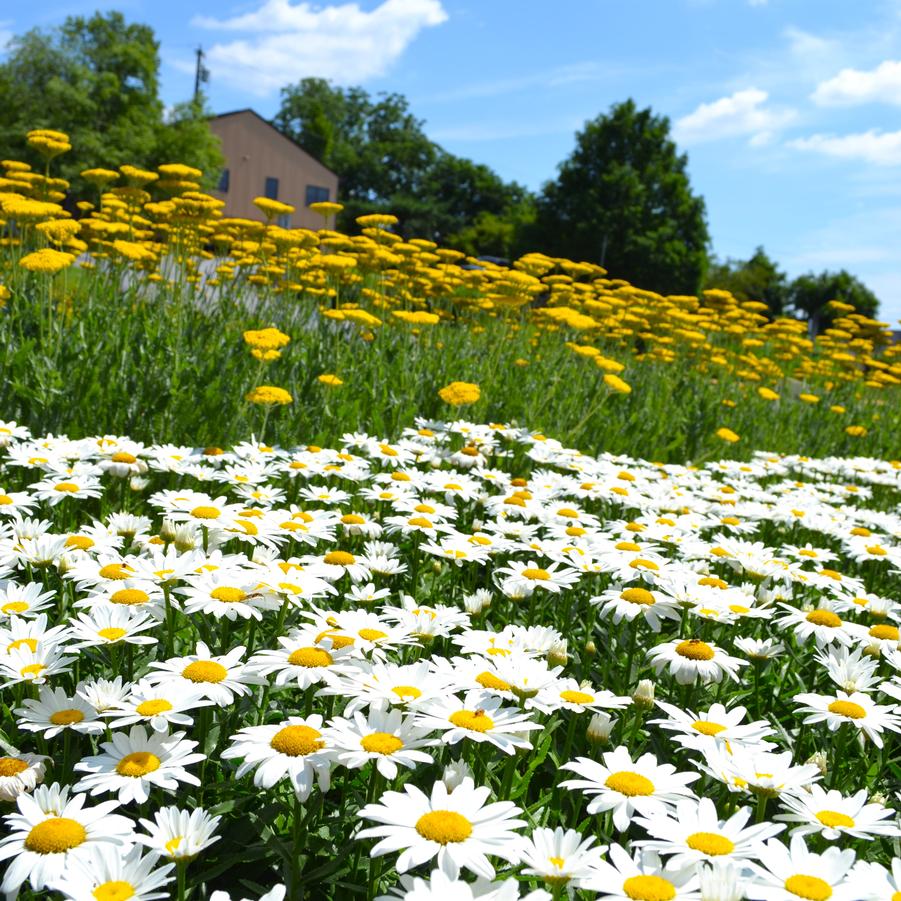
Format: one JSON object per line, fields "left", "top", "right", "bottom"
{"left": 632, "top": 679, "right": 655, "bottom": 709}
{"left": 442, "top": 759, "right": 473, "bottom": 792}
{"left": 586, "top": 712, "right": 616, "bottom": 746}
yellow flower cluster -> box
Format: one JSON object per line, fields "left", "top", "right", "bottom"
{"left": 245, "top": 385, "right": 293, "bottom": 406}
{"left": 438, "top": 381, "right": 481, "bottom": 406}
{"left": 19, "top": 248, "right": 75, "bottom": 275}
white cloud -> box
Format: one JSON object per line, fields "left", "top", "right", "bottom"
{"left": 673, "top": 88, "right": 796, "bottom": 145}
{"left": 783, "top": 26, "right": 837, "bottom": 62}
{"left": 790, "top": 130, "right": 901, "bottom": 166}
{"left": 812, "top": 59, "right": 901, "bottom": 106}
{"left": 192, "top": 0, "right": 447, "bottom": 95}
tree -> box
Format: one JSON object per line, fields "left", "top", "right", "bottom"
{"left": 705, "top": 246, "right": 788, "bottom": 316}
{"left": 0, "top": 12, "right": 222, "bottom": 189}
{"left": 788, "top": 270, "right": 880, "bottom": 331}
{"left": 529, "top": 100, "right": 709, "bottom": 294}
{"left": 273, "top": 78, "right": 530, "bottom": 244}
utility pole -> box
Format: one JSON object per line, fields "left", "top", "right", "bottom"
{"left": 194, "top": 46, "right": 210, "bottom": 104}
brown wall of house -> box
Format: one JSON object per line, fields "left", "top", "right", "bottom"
{"left": 209, "top": 111, "right": 339, "bottom": 230}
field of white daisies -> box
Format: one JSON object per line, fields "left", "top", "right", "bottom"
{"left": 0, "top": 418, "right": 900, "bottom": 900}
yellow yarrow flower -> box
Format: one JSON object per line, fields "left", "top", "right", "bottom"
{"left": 438, "top": 381, "right": 481, "bottom": 406}
{"left": 799, "top": 393, "right": 820, "bottom": 404}
{"left": 603, "top": 373, "right": 632, "bottom": 394}
{"left": 246, "top": 385, "right": 293, "bottom": 406}
{"left": 19, "top": 248, "right": 75, "bottom": 274}
{"left": 318, "top": 374, "right": 344, "bottom": 387}
{"left": 243, "top": 328, "right": 291, "bottom": 351}
{"left": 845, "top": 425, "right": 867, "bottom": 437}
{"left": 716, "top": 427, "right": 740, "bottom": 443}
{"left": 758, "top": 387, "right": 779, "bottom": 402}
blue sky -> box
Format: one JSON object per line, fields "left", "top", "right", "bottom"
{"left": 7, "top": 0, "right": 901, "bottom": 321}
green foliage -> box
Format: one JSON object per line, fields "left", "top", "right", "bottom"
{"left": 705, "top": 246, "right": 789, "bottom": 316}
{"left": 273, "top": 78, "right": 528, "bottom": 246}
{"left": 0, "top": 12, "right": 222, "bottom": 187}
{"left": 788, "top": 269, "right": 880, "bottom": 329}
{"left": 529, "top": 100, "right": 710, "bottom": 295}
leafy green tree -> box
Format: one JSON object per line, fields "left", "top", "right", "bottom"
{"left": 0, "top": 12, "right": 222, "bottom": 188}
{"left": 705, "top": 246, "right": 788, "bottom": 315}
{"left": 273, "top": 78, "right": 530, "bottom": 244}
{"left": 529, "top": 100, "right": 709, "bottom": 294}
{"left": 788, "top": 270, "right": 880, "bottom": 330}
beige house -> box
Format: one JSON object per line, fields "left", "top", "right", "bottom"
{"left": 209, "top": 109, "right": 339, "bottom": 230}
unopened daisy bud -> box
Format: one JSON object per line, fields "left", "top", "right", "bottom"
{"left": 463, "top": 594, "right": 483, "bottom": 615}
{"left": 57, "top": 552, "right": 78, "bottom": 575}
{"left": 864, "top": 642, "right": 882, "bottom": 659}
{"left": 586, "top": 712, "right": 616, "bottom": 746}
{"left": 431, "top": 560, "right": 442, "bottom": 574}
{"left": 584, "top": 640, "right": 596, "bottom": 657}
{"left": 160, "top": 518, "right": 178, "bottom": 543}
{"left": 806, "top": 751, "right": 828, "bottom": 776}
{"left": 870, "top": 791, "right": 888, "bottom": 805}
{"left": 472, "top": 518, "right": 484, "bottom": 530}
{"left": 173, "top": 524, "right": 198, "bottom": 552}
{"left": 699, "top": 859, "right": 744, "bottom": 901}
{"left": 129, "top": 476, "right": 149, "bottom": 492}
{"left": 442, "top": 759, "right": 473, "bottom": 792}
{"left": 548, "top": 638, "right": 568, "bottom": 667}
{"left": 632, "top": 679, "right": 655, "bottom": 709}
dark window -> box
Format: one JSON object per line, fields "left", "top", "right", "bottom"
{"left": 218, "top": 169, "right": 230, "bottom": 193}
{"left": 305, "top": 185, "right": 330, "bottom": 206}
{"left": 277, "top": 213, "right": 292, "bottom": 229}
{"left": 264, "top": 177, "right": 279, "bottom": 200}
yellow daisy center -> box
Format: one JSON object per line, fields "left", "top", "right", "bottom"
{"left": 360, "top": 732, "right": 404, "bottom": 755}
{"left": 341, "top": 514, "right": 365, "bottom": 525}
{"left": 270, "top": 725, "right": 325, "bottom": 756}
{"left": 190, "top": 506, "right": 221, "bottom": 519}
{"left": 621, "top": 587, "right": 654, "bottom": 605}
{"left": 182, "top": 660, "right": 228, "bottom": 683}
{"left": 136, "top": 699, "right": 173, "bottom": 716}
{"left": 560, "top": 689, "right": 595, "bottom": 705}
{"left": 358, "top": 628, "right": 388, "bottom": 642}
{"left": 806, "top": 610, "right": 842, "bottom": 628}
{"left": 116, "top": 751, "right": 161, "bottom": 777}
{"left": 2, "top": 601, "right": 28, "bottom": 614}
{"left": 324, "top": 550, "right": 355, "bottom": 566}
{"left": 94, "top": 882, "right": 135, "bottom": 901}
{"left": 622, "top": 874, "right": 676, "bottom": 901}
{"left": 816, "top": 810, "right": 854, "bottom": 829}
{"left": 449, "top": 709, "right": 494, "bottom": 732}
{"left": 391, "top": 684, "right": 422, "bottom": 701}
{"left": 111, "top": 452, "right": 137, "bottom": 464}
{"left": 521, "top": 567, "right": 550, "bottom": 580}
{"left": 98, "top": 627, "right": 127, "bottom": 642}
{"left": 53, "top": 482, "right": 80, "bottom": 493}
{"left": 0, "top": 757, "right": 29, "bottom": 776}
{"left": 784, "top": 874, "right": 832, "bottom": 900}
{"left": 692, "top": 720, "right": 726, "bottom": 736}
{"left": 99, "top": 563, "right": 130, "bottom": 580}
{"left": 870, "top": 624, "right": 899, "bottom": 641}
{"left": 676, "top": 639, "right": 715, "bottom": 660}
{"left": 110, "top": 589, "right": 149, "bottom": 606}
{"left": 415, "top": 810, "right": 473, "bottom": 844}
{"left": 210, "top": 586, "right": 246, "bottom": 603}
{"left": 25, "top": 817, "right": 87, "bottom": 853}
{"left": 827, "top": 700, "right": 866, "bottom": 719}
{"left": 65, "top": 535, "right": 94, "bottom": 550}
{"left": 8, "top": 638, "right": 37, "bottom": 652}
{"left": 49, "top": 709, "right": 85, "bottom": 726}
{"left": 288, "top": 647, "right": 333, "bottom": 668}
{"left": 685, "top": 831, "right": 734, "bottom": 855}
{"left": 604, "top": 771, "right": 655, "bottom": 796}
{"left": 476, "top": 672, "right": 511, "bottom": 691}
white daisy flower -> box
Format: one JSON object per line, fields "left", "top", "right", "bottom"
{"left": 581, "top": 843, "right": 701, "bottom": 900}
{"left": 357, "top": 776, "right": 525, "bottom": 880}
{"left": 0, "top": 752, "right": 49, "bottom": 801}
{"left": 15, "top": 685, "right": 106, "bottom": 739}
{"left": 51, "top": 844, "right": 173, "bottom": 901}
{"left": 136, "top": 805, "right": 221, "bottom": 861}
{"left": 647, "top": 638, "right": 747, "bottom": 685}
{"left": 221, "top": 714, "right": 334, "bottom": 800}
{"left": 73, "top": 724, "right": 205, "bottom": 805}
{"left": 560, "top": 746, "right": 699, "bottom": 832}
{"left": 0, "top": 782, "right": 134, "bottom": 895}
{"left": 775, "top": 785, "right": 901, "bottom": 841}
{"left": 793, "top": 690, "right": 901, "bottom": 748}
{"left": 518, "top": 825, "right": 607, "bottom": 889}
{"left": 746, "top": 834, "right": 857, "bottom": 901}
{"left": 414, "top": 689, "right": 541, "bottom": 755}
{"left": 104, "top": 678, "right": 212, "bottom": 732}
{"left": 326, "top": 704, "right": 434, "bottom": 779}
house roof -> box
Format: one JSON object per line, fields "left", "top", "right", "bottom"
{"left": 210, "top": 108, "right": 338, "bottom": 178}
